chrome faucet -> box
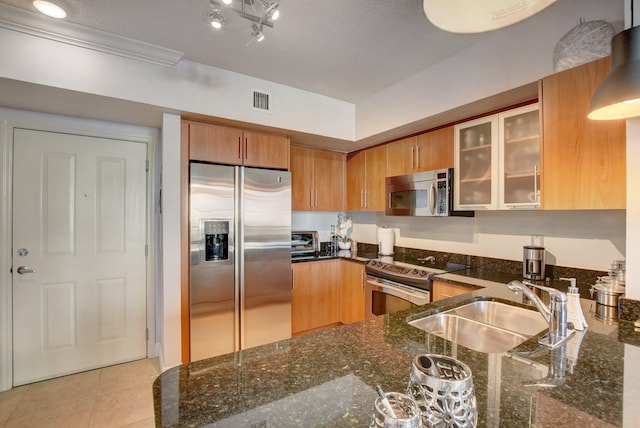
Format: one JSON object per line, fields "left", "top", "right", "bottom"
{"left": 507, "top": 280, "right": 573, "bottom": 349}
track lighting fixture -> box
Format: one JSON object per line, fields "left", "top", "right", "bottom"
{"left": 251, "top": 23, "right": 265, "bottom": 42}
{"left": 208, "top": 0, "right": 280, "bottom": 44}
{"left": 261, "top": 1, "right": 279, "bottom": 21}
{"left": 208, "top": 9, "right": 225, "bottom": 29}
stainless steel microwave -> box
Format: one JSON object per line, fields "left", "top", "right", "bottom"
{"left": 385, "top": 168, "right": 474, "bottom": 217}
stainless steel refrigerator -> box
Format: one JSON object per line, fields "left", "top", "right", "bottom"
{"left": 189, "top": 162, "right": 292, "bottom": 362}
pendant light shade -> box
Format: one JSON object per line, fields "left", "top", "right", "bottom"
{"left": 588, "top": 26, "right": 640, "bottom": 120}
{"left": 422, "top": 0, "right": 557, "bottom": 33}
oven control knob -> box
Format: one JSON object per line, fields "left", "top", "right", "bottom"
{"left": 411, "top": 269, "right": 419, "bottom": 275}
{"left": 420, "top": 270, "right": 428, "bottom": 276}
{"left": 377, "top": 261, "right": 383, "bottom": 267}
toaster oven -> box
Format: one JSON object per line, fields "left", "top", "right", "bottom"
{"left": 291, "top": 231, "right": 319, "bottom": 259}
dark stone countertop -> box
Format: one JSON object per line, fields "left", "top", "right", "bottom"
{"left": 153, "top": 265, "right": 640, "bottom": 427}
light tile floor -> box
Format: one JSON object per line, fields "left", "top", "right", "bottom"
{"left": 0, "top": 358, "right": 159, "bottom": 428}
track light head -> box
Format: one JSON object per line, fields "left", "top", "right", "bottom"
{"left": 208, "top": 9, "right": 225, "bottom": 29}
{"left": 251, "top": 23, "right": 265, "bottom": 42}
{"left": 262, "top": 1, "right": 279, "bottom": 21}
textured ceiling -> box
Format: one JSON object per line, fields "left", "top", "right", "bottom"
{"left": 0, "top": 0, "right": 492, "bottom": 103}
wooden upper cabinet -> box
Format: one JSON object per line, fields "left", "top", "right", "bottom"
{"left": 347, "top": 145, "right": 387, "bottom": 212}
{"left": 366, "top": 145, "right": 387, "bottom": 211}
{"left": 542, "top": 57, "right": 626, "bottom": 210}
{"left": 188, "top": 121, "right": 243, "bottom": 164}
{"left": 243, "top": 130, "right": 290, "bottom": 170}
{"left": 416, "top": 126, "right": 454, "bottom": 172}
{"left": 313, "top": 149, "right": 345, "bottom": 211}
{"left": 387, "top": 136, "right": 418, "bottom": 177}
{"left": 186, "top": 120, "right": 289, "bottom": 170}
{"left": 346, "top": 150, "right": 367, "bottom": 211}
{"left": 387, "top": 127, "right": 454, "bottom": 177}
{"left": 291, "top": 146, "right": 314, "bottom": 210}
{"left": 290, "top": 146, "right": 345, "bottom": 211}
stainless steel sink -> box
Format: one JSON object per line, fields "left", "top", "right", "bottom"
{"left": 408, "top": 300, "right": 548, "bottom": 353}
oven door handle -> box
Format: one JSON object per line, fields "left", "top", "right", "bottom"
{"left": 370, "top": 280, "right": 430, "bottom": 305}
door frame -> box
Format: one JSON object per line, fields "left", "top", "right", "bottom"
{"left": 0, "top": 107, "right": 159, "bottom": 391}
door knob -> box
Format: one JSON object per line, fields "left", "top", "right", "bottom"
{"left": 16, "top": 266, "right": 36, "bottom": 275}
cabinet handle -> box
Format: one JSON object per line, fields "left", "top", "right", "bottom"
{"left": 415, "top": 146, "right": 420, "bottom": 170}
{"left": 360, "top": 190, "right": 364, "bottom": 208}
{"left": 315, "top": 190, "right": 318, "bottom": 207}
{"left": 364, "top": 190, "right": 368, "bottom": 208}
{"left": 533, "top": 164, "right": 538, "bottom": 202}
{"left": 411, "top": 147, "right": 415, "bottom": 170}
{"left": 310, "top": 189, "right": 314, "bottom": 208}
{"left": 237, "top": 136, "right": 242, "bottom": 160}
{"left": 244, "top": 137, "right": 248, "bottom": 159}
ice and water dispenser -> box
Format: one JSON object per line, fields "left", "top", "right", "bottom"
{"left": 204, "top": 220, "right": 229, "bottom": 262}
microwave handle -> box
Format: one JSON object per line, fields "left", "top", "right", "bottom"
{"left": 429, "top": 181, "right": 437, "bottom": 215}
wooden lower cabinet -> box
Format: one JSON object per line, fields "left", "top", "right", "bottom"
{"left": 339, "top": 260, "right": 365, "bottom": 324}
{"left": 432, "top": 279, "right": 475, "bottom": 301}
{"left": 291, "top": 260, "right": 340, "bottom": 335}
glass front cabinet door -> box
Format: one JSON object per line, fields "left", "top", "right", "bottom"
{"left": 454, "top": 116, "right": 499, "bottom": 210}
{"left": 454, "top": 103, "right": 540, "bottom": 210}
{"left": 499, "top": 104, "right": 540, "bottom": 208}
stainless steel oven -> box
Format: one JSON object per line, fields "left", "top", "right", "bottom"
{"left": 364, "top": 260, "right": 432, "bottom": 320}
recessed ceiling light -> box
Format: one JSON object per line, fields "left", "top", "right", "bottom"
{"left": 33, "top": 1, "right": 67, "bottom": 19}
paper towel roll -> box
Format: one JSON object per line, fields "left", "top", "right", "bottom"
{"left": 378, "top": 227, "right": 395, "bottom": 256}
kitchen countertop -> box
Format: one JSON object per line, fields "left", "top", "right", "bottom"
{"left": 153, "top": 263, "right": 640, "bottom": 427}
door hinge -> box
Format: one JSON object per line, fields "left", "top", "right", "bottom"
{"left": 146, "top": 328, "right": 149, "bottom": 341}
{"left": 146, "top": 160, "right": 149, "bottom": 172}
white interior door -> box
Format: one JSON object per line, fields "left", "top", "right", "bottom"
{"left": 12, "top": 128, "right": 148, "bottom": 386}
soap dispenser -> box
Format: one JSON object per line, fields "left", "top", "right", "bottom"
{"left": 560, "top": 277, "right": 588, "bottom": 331}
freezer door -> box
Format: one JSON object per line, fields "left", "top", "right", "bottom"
{"left": 241, "top": 167, "right": 292, "bottom": 350}
{"left": 189, "top": 163, "right": 237, "bottom": 361}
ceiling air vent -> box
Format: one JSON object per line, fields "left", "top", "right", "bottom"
{"left": 252, "top": 90, "right": 272, "bottom": 112}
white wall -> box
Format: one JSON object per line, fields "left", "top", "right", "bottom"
{"left": 0, "top": 28, "right": 354, "bottom": 142}
{"left": 352, "top": 211, "right": 625, "bottom": 272}
{"left": 624, "top": 116, "right": 640, "bottom": 299}
{"left": 355, "top": 0, "right": 624, "bottom": 140}
{"left": 295, "top": 210, "right": 625, "bottom": 272}
{"left": 159, "top": 113, "right": 183, "bottom": 369}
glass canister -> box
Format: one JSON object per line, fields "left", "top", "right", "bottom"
{"left": 407, "top": 354, "right": 477, "bottom": 428}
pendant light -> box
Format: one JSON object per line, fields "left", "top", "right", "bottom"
{"left": 588, "top": 25, "right": 640, "bottom": 120}
{"left": 422, "top": 0, "right": 557, "bottom": 33}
